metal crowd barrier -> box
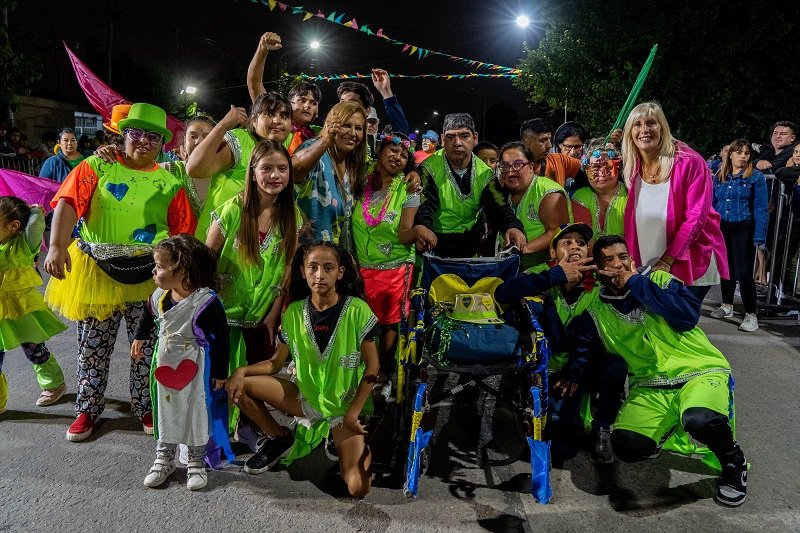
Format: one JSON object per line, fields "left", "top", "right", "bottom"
{"left": 0, "top": 156, "right": 46, "bottom": 175}
{"left": 760, "top": 175, "right": 799, "bottom": 308}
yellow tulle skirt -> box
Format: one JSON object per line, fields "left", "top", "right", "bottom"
{"left": 45, "top": 241, "right": 155, "bottom": 322}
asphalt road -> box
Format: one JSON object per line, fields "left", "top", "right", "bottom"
{"left": 1, "top": 285, "right": 798, "bottom": 533}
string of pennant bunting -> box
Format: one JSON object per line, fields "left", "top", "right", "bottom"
{"left": 249, "top": 0, "right": 522, "bottom": 74}
{"left": 294, "top": 72, "right": 519, "bottom": 81}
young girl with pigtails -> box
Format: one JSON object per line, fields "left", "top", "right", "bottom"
{"left": 226, "top": 241, "right": 380, "bottom": 497}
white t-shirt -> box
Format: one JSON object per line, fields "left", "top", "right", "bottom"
{"left": 635, "top": 180, "right": 670, "bottom": 267}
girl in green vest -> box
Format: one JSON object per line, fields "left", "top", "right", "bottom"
{"left": 206, "top": 140, "right": 300, "bottom": 435}
{"left": 352, "top": 131, "right": 419, "bottom": 391}
{"left": 571, "top": 138, "right": 628, "bottom": 241}
{"left": 187, "top": 92, "right": 292, "bottom": 239}
{"left": 226, "top": 242, "right": 380, "bottom": 497}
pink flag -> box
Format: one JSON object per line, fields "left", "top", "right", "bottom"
{"left": 0, "top": 169, "right": 62, "bottom": 214}
{"left": 63, "top": 42, "right": 184, "bottom": 151}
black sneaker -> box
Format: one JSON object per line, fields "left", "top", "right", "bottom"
{"left": 715, "top": 461, "right": 748, "bottom": 507}
{"left": 243, "top": 433, "right": 294, "bottom": 475}
{"left": 590, "top": 428, "right": 615, "bottom": 464}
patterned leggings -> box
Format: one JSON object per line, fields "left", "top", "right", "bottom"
{"left": 75, "top": 301, "right": 155, "bottom": 418}
{"left": 0, "top": 342, "right": 52, "bottom": 373}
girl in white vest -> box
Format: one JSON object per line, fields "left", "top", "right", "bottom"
{"left": 226, "top": 242, "right": 380, "bottom": 497}
{"left": 132, "top": 234, "right": 230, "bottom": 491}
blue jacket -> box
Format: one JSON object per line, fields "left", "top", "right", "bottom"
{"left": 39, "top": 151, "right": 81, "bottom": 183}
{"left": 712, "top": 169, "right": 769, "bottom": 245}
{"left": 383, "top": 95, "right": 410, "bottom": 135}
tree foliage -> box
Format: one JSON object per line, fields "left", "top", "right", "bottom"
{"left": 0, "top": 0, "right": 42, "bottom": 120}
{"left": 514, "top": 0, "right": 800, "bottom": 154}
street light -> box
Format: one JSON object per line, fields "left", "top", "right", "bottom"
{"left": 516, "top": 15, "right": 530, "bottom": 28}
{"left": 180, "top": 86, "right": 197, "bottom": 95}
{"left": 433, "top": 111, "right": 439, "bottom": 116}
{"left": 309, "top": 40, "right": 320, "bottom": 50}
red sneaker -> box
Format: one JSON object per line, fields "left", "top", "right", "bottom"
{"left": 141, "top": 412, "right": 154, "bottom": 435}
{"left": 66, "top": 413, "right": 97, "bottom": 442}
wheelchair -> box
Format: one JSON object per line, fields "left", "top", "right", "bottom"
{"left": 392, "top": 252, "right": 553, "bottom": 503}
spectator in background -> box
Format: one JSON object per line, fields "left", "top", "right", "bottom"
{"left": 773, "top": 144, "right": 800, "bottom": 298}
{"left": 708, "top": 143, "right": 731, "bottom": 174}
{"left": 92, "top": 129, "right": 106, "bottom": 148}
{"left": 414, "top": 130, "right": 439, "bottom": 165}
{"left": 0, "top": 122, "right": 14, "bottom": 156}
{"left": 77, "top": 134, "right": 93, "bottom": 156}
{"left": 409, "top": 133, "right": 418, "bottom": 151}
{"left": 710, "top": 139, "right": 768, "bottom": 332}
{"left": 366, "top": 108, "right": 380, "bottom": 156}
{"left": 39, "top": 128, "right": 85, "bottom": 183}
{"left": 755, "top": 121, "right": 797, "bottom": 172}
{"left": 336, "top": 69, "right": 410, "bottom": 135}
{"left": 554, "top": 121, "right": 587, "bottom": 160}
{"left": 32, "top": 131, "right": 58, "bottom": 158}
{"left": 473, "top": 141, "right": 499, "bottom": 172}
{"left": 520, "top": 118, "right": 586, "bottom": 194}
{"left": 621, "top": 101, "right": 728, "bottom": 303}
{"left": 7, "top": 128, "right": 29, "bottom": 157}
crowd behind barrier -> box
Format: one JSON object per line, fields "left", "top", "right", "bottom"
{"left": 0, "top": 156, "right": 45, "bottom": 175}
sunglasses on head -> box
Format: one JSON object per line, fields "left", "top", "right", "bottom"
{"left": 379, "top": 133, "right": 412, "bottom": 149}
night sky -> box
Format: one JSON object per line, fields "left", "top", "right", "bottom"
{"left": 13, "top": 0, "right": 548, "bottom": 144}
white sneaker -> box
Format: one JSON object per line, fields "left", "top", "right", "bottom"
{"left": 739, "top": 313, "right": 759, "bottom": 332}
{"left": 186, "top": 462, "right": 208, "bottom": 491}
{"left": 143, "top": 458, "right": 176, "bottom": 488}
{"left": 710, "top": 305, "right": 733, "bottom": 319}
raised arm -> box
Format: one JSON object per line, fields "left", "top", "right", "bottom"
{"left": 291, "top": 115, "right": 339, "bottom": 181}
{"left": 247, "top": 32, "right": 283, "bottom": 104}
{"left": 185, "top": 106, "right": 246, "bottom": 180}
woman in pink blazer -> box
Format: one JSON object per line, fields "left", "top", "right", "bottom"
{"left": 622, "top": 102, "right": 728, "bottom": 302}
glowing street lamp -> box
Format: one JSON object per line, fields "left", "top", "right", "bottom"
{"left": 180, "top": 86, "right": 197, "bottom": 95}
{"left": 309, "top": 40, "right": 320, "bottom": 50}
{"left": 516, "top": 15, "right": 530, "bottom": 28}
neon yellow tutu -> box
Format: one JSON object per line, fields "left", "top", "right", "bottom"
{"left": 45, "top": 241, "right": 155, "bottom": 322}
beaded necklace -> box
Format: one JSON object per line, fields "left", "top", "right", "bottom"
{"left": 362, "top": 174, "right": 392, "bottom": 227}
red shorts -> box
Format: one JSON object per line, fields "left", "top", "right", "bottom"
{"left": 360, "top": 263, "right": 413, "bottom": 325}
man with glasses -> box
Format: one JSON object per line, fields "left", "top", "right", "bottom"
{"left": 520, "top": 118, "right": 587, "bottom": 194}
{"left": 413, "top": 113, "right": 525, "bottom": 258}
{"left": 496, "top": 142, "right": 571, "bottom": 270}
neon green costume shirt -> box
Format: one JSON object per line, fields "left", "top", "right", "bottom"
{"left": 587, "top": 270, "right": 730, "bottom": 386}
{"left": 352, "top": 176, "right": 416, "bottom": 268}
{"left": 571, "top": 183, "right": 628, "bottom": 239}
{"left": 509, "top": 176, "right": 569, "bottom": 269}
{"left": 196, "top": 128, "right": 256, "bottom": 239}
{"left": 212, "top": 195, "right": 301, "bottom": 328}
{"left": 421, "top": 149, "right": 492, "bottom": 234}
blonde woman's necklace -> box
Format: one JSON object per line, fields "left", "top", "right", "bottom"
{"left": 642, "top": 162, "right": 663, "bottom": 184}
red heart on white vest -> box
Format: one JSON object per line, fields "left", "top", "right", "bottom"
{"left": 154, "top": 359, "right": 198, "bottom": 391}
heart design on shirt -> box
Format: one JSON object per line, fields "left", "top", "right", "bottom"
{"left": 105, "top": 182, "right": 129, "bottom": 201}
{"left": 154, "top": 359, "right": 198, "bottom": 391}
{"left": 133, "top": 224, "right": 157, "bottom": 244}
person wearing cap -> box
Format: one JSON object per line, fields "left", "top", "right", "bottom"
{"left": 496, "top": 141, "right": 571, "bottom": 271}
{"left": 365, "top": 108, "right": 380, "bottom": 156}
{"left": 494, "top": 223, "right": 625, "bottom": 463}
{"left": 44, "top": 102, "right": 198, "bottom": 443}
{"left": 414, "top": 130, "right": 438, "bottom": 165}
{"left": 581, "top": 234, "right": 748, "bottom": 507}
{"left": 39, "top": 128, "right": 84, "bottom": 183}
{"left": 414, "top": 113, "right": 525, "bottom": 258}
{"left": 408, "top": 133, "right": 418, "bottom": 151}
{"left": 571, "top": 138, "right": 628, "bottom": 241}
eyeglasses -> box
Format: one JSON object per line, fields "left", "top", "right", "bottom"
{"left": 497, "top": 160, "right": 532, "bottom": 175}
{"left": 125, "top": 128, "right": 163, "bottom": 146}
{"left": 561, "top": 143, "right": 584, "bottom": 152}
{"left": 379, "top": 134, "right": 412, "bottom": 151}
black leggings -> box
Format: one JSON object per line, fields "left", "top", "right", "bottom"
{"left": 720, "top": 220, "right": 757, "bottom": 314}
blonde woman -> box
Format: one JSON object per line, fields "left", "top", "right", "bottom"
{"left": 622, "top": 102, "right": 728, "bottom": 302}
